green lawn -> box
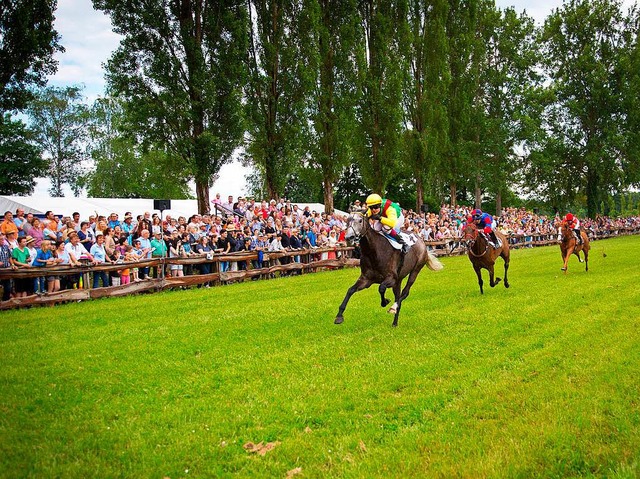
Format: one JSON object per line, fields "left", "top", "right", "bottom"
{"left": 1, "top": 236, "right": 639, "bottom": 478}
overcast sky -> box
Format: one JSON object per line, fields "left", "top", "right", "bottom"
{"left": 41, "top": 0, "right": 636, "bottom": 198}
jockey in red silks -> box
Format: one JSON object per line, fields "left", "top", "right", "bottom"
{"left": 468, "top": 208, "right": 499, "bottom": 246}
{"left": 365, "top": 193, "right": 409, "bottom": 254}
{"left": 563, "top": 212, "right": 582, "bottom": 244}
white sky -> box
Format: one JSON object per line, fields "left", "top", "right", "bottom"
{"left": 39, "top": 0, "right": 636, "bottom": 198}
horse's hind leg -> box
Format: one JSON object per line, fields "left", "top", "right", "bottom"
{"left": 387, "top": 281, "right": 402, "bottom": 318}
{"left": 489, "top": 263, "right": 502, "bottom": 288}
{"left": 335, "top": 276, "right": 372, "bottom": 324}
{"left": 584, "top": 248, "right": 589, "bottom": 272}
{"left": 502, "top": 252, "right": 510, "bottom": 289}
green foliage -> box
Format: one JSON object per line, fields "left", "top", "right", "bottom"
{"left": 401, "top": 0, "right": 451, "bottom": 210}
{"left": 26, "top": 85, "right": 89, "bottom": 197}
{"left": 534, "top": 0, "right": 631, "bottom": 218}
{"left": 0, "top": 0, "right": 63, "bottom": 112}
{"left": 354, "top": 0, "right": 406, "bottom": 194}
{"left": 245, "top": 0, "right": 315, "bottom": 200}
{"left": 334, "top": 163, "right": 369, "bottom": 211}
{"left": 94, "top": 0, "right": 248, "bottom": 212}
{"left": 0, "top": 114, "right": 46, "bottom": 195}
{"left": 85, "top": 97, "right": 192, "bottom": 199}
{"left": 304, "top": 0, "right": 362, "bottom": 211}
{"left": 1, "top": 236, "right": 640, "bottom": 477}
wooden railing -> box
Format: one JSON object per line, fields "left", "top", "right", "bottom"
{"left": 1, "top": 225, "right": 638, "bottom": 310}
{"left": 0, "top": 246, "right": 358, "bottom": 310}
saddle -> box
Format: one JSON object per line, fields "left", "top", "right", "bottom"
{"left": 481, "top": 232, "right": 502, "bottom": 249}
{"left": 573, "top": 230, "right": 583, "bottom": 244}
{"left": 381, "top": 231, "right": 416, "bottom": 252}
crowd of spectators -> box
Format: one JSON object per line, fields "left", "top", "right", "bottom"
{"left": 1, "top": 194, "right": 639, "bottom": 301}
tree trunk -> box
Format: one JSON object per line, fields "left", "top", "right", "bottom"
{"left": 323, "top": 179, "right": 334, "bottom": 213}
{"left": 196, "top": 179, "right": 210, "bottom": 215}
{"left": 586, "top": 166, "right": 599, "bottom": 219}
{"left": 415, "top": 176, "right": 424, "bottom": 213}
{"left": 474, "top": 174, "right": 482, "bottom": 208}
{"left": 449, "top": 183, "right": 457, "bottom": 208}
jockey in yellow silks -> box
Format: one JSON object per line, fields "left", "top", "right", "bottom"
{"left": 365, "top": 193, "right": 409, "bottom": 254}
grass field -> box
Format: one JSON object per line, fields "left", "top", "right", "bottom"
{"left": 1, "top": 235, "right": 639, "bottom": 478}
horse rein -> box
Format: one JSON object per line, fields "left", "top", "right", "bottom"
{"left": 464, "top": 226, "right": 489, "bottom": 257}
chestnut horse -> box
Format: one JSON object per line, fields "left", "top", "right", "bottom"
{"left": 334, "top": 212, "right": 443, "bottom": 327}
{"left": 559, "top": 221, "right": 589, "bottom": 273}
{"left": 461, "top": 223, "right": 510, "bottom": 294}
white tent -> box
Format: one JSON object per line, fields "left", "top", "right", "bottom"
{"left": 0, "top": 196, "right": 346, "bottom": 221}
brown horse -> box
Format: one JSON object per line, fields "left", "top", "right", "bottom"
{"left": 461, "top": 223, "right": 510, "bottom": 294}
{"left": 335, "top": 212, "right": 443, "bottom": 327}
{"left": 559, "top": 221, "right": 590, "bottom": 272}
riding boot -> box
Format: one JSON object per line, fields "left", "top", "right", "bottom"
{"left": 574, "top": 229, "right": 581, "bottom": 244}
{"left": 489, "top": 231, "right": 498, "bottom": 247}
{"left": 391, "top": 231, "right": 410, "bottom": 254}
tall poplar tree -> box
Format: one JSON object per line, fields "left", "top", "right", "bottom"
{"left": 245, "top": 0, "right": 314, "bottom": 200}
{"left": 94, "top": 0, "right": 248, "bottom": 213}
{"left": 355, "top": 0, "right": 407, "bottom": 194}
{"left": 305, "top": 0, "right": 361, "bottom": 212}
{"left": 443, "top": 0, "right": 483, "bottom": 206}
{"left": 478, "top": 7, "right": 539, "bottom": 214}
{"left": 401, "top": 0, "right": 450, "bottom": 211}
{"left": 538, "top": 0, "right": 628, "bottom": 217}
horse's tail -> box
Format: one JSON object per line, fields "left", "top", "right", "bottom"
{"left": 426, "top": 251, "right": 444, "bottom": 271}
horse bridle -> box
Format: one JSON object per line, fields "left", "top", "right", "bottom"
{"left": 464, "top": 226, "right": 489, "bottom": 257}
{"left": 346, "top": 212, "right": 366, "bottom": 243}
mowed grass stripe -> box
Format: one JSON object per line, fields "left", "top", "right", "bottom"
{"left": 0, "top": 236, "right": 639, "bottom": 478}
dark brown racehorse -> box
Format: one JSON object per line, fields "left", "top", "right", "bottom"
{"left": 335, "top": 213, "right": 443, "bottom": 327}
{"left": 462, "top": 223, "right": 510, "bottom": 294}
{"left": 559, "top": 221, "right": 589, "bottom": 273}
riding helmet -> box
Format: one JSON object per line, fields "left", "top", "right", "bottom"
{"left": 366, "top": 193, "right": 382, "bottom": 208}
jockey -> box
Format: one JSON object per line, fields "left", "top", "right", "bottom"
{"left": 469, "top": 208, "right": 499, "bottom": 246}
{"left": 365, "top": 193, "right": 409, "bottom": 254}
{"left": 563, "top": 212, "right": 582, "bottom": 244}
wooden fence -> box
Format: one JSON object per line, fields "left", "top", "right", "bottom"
{"left": 1, "top": 226, "right": 638, "bottom": 310}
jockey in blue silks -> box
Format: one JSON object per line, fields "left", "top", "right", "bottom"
{"left": 470, "top": 208, "right": 499, "bottom": 246}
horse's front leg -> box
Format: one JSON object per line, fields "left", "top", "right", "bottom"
{"left": 562, "top": 246, "right": 574, "bottom": 272}
{"left": 473, "top": 264, "right": 484, "bottom": 294}
{"left": 378, "top": 275, "right": 397, "bottom": 308}
{"left": 335, "top": 276, "right": 373, "bottom": 324}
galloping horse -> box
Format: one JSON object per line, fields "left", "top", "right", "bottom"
{"left": 559, "top": 221, "right": 589, "bottom": 273}
{"left": 335, "top": 212, "right": 443, "bottom": 327}
{"left": 461, "top": 223, "right": 510, "bottom": 294}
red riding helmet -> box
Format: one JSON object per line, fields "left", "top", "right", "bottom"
{"left": 565, "top": 213, "right": 574, "bottom": 222}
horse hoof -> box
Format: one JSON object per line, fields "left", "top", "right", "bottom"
{"left": 505, "top": 283, "right": 510, "bottom": 289}
{"left": 561, "top": 267, "right": 567, "bottom": 272}
{"left": 387, "top": 307, "right": 397, "bottom": 315}
{"left": 334, "top": 316, "right": 344, "bottom": 324}
{"left": 381, "top": 298, "right": 390, "bottom": 307}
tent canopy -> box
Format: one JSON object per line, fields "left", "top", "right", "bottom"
{"left": 0, "top": 196, "right": 346, "bottom": 221}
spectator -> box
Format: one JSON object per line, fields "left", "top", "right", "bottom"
{"left": 90, "top": 232, "right": 113, "bottom": 288}
{"left": 107, "top": 213, "right": 121, "bottom": 229}
{"left": 0, "top": 232, "right": 15, "bottom": 301}
{"left": 216, "top": 229, "right": 233, "bottom": 273}
{"left": 77, "top": 221, "right": 96, "bottom": 251}
{"left": 33, "top": 239, "right": 64, "bottom": 294}
{"left": 13, "top": 209, "right": 27, "bottom": 237}
{"left": 194, "top": 235, "right": 213, "bottom": 286}
{"left": 10, "top": 236, "right": 32, "bottom": 297}
{"left": 1, "top": 211, "right": 18, "bottom": 236}
{"left": 137, "top": 230, "right": 153, "bottom": 279}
